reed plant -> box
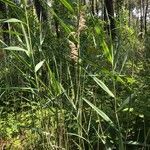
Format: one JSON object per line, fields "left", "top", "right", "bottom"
{"left": 0, "top": 0, "right": 149, "bottom": 150}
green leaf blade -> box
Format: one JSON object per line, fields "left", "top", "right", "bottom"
{"left": 3, "top": 46, "right": 27, "bottom": 52}
{"left": 83, "top": 98, "right": 115, "bottom": 128}
{"left": 91, "top": 76, "right": 115, "bottom": 98}
{"left": 4, "top": 18, "right": 22, "bottom": 23}
{"left": 59, "top": 0, "right": 74, "bottom": 13}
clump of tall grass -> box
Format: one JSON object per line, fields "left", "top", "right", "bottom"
{"left": 0, "top": 1, "right": 150, "bottom": 150}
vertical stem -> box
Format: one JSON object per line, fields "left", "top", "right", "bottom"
{"left": 144, "top": 0, "right": 149, "bottom": 34}
{"left": 112, "top": 43, "right": 124, "bottom": 149}
{"left": 76, "top": 1, "right": 83, "bottom": 149}
{"left": 128, "top": 0, "right": 131, "bottom": 27}
{"left": 113, "top": 73, "right": 124, "bottom": 149}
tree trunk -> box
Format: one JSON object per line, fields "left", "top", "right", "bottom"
{"left": 104, "top": 0, "right": 116, "bottom": 38}
{"left": 0, "top": 1, "right": 10, "bottom": 45}
{"left": 140, "top": 0, "right": 144, "bottom": 37}
{"left": 91, "top": 0, "right": 95, "bottom": 15}
{"left": 128, "top": 0, "right": 131, "bottom": 26}
{"left": 144, "top": 0, "right": 149, "bottom": 34}
{"left": 95, "top": 0, "right": 99, "bottom": 15}
{"left": 33, "top": 0, "right": 47, "bottom": 22}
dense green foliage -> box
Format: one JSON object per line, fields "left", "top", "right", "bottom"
{"left": 0, "top": 0, "right": 150, "bottom": 149}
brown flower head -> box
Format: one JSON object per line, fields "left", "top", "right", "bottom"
{"left": 78, "top": 11, "right": 86, "bottom": 32}
{"left": 68, "top": 40, "right": 78, "bottom": 63}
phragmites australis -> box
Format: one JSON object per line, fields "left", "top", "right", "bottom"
{"left": 69, "top": 11, "right": 86, "bottom": 63}
{"left": 68, "top": 40, "right": 78, "bottom": 63}
{"left": 78, "top": 11, "right": 86, "bottom": 33}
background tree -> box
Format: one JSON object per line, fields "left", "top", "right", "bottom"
{"left": 0, "top": 1, "right": 9, "bottom": 45}
{"left": 104, "top": 0, "right": 116, "bottom": 38}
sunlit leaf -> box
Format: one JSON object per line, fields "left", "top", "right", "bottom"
{"left": 83, "top": 98, "right": 116, "bottom": 129}
{"left": 4, "top": 18, "right": 22, "bottom": 23}
{"left": 3, "top": 46, "right": 27, "bottom": 52}
{"left": 91, "top": 76, "right": 115, "bottom": 98}
{"left": 35, "top": 60, "right": 45, "bottom": 73}
{"left": 101, "top": 40, "right": 112, "bottom": 64}
{"left": 59, "top": 0, "right": 74, "bottom": 13}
